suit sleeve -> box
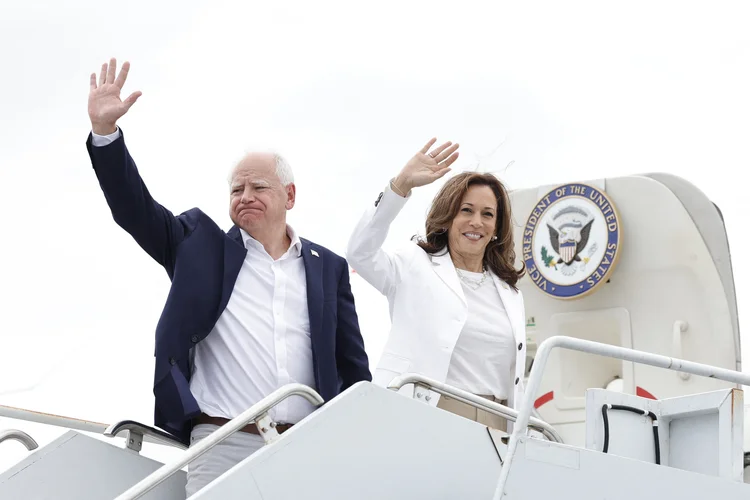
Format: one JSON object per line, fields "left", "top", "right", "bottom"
{"left": 86, "top": 130, "right": 188, "bottom": 275}
{"left": 335, "top": 259, "right": 372, "bottom": 388}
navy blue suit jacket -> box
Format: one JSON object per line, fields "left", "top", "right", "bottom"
{"left": 86, "top": 130, "right": 371, "bottom": 444}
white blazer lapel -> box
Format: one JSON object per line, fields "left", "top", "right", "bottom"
{"left": 492, "top": 274, "right": 524, "bottom": 344}
{"left": 430, "top": 251, "right": 467, "bottom": 307}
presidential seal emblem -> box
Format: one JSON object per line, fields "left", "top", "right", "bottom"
{"left": 522, "top": 183, "right": 621, "bottom": 299}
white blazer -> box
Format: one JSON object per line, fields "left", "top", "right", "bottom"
{"left": 347, "top": 184, "right": 527, "bottom": 412}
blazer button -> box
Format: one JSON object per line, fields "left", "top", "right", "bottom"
{"left": 518, "top": 342, "right": 523, "bottom": 351}
{"left": 191, "top": 335, "right": 200, "bottom": 343}
{"left": 515, "top": 377, "right": 520, "bottom": 385}
{"left": 374, "top": 192, "right": 384, "bottom": 207}
{"left": 169, "top": 357, "right": 177, "bottom": 366}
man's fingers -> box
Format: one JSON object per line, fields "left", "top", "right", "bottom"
{"left": 115, "top": 61, "right": 130, "bottom": 88}
{"left": 419, "top": 138, "right": 437, "bottom": 154}
{"left": 90, "top": 73, "right": 97, "bottom": 91}
{"left": 106, "top": 58, "right": 117, "bottom": 84}
{"left": 434, "top": 143, "right": 459, "bottom": 164}
{"left": 122, "top": 90, "right": 142, "bottom": 111}
{"left": 99, "top": 63, "right": 107, "bottom": 86}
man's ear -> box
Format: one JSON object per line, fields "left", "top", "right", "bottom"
{"left": 285, "top": 183, "right": 296, "bottom": 210}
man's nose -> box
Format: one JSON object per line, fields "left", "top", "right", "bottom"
{"left": 240, "top": 187, "right": 255, "bottom": 204}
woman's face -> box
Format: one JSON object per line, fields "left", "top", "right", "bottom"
{"left": 447, "top": 184, "right": 498, "bottom": 261}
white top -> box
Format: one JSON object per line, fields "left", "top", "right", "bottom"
{"left": 92, "top": 128, "right": 316, "bottom": 424}
{"left": 444, "top": 269, "right": 516, "bottom": 399}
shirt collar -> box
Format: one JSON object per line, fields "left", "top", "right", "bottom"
{"left": 239, "top": 225, "right": 302, "bottom": 258}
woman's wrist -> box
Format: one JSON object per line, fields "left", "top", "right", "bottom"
{"left": 391, "top": 175, "right": 412, "bottom": 197}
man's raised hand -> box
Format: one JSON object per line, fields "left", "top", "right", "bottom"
{"left": 88, "top": 58, "right": 142, "bottom": 135}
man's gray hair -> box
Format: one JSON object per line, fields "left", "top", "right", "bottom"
{"left": 273, "top": 153, "right": 295, "bottom": 186}
{"left": 227, "top": 151, "right": 295, "bottom": 187}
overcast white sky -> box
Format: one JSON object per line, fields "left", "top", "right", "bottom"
{"left": 1, "top": 0, "right": 749, "bottom": 471}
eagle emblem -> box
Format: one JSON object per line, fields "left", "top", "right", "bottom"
{"left": 523, "top": 182, "right": 620, "bottom": 299}
{"left": 546, "top": 206, "right": 594, "bottom": 265}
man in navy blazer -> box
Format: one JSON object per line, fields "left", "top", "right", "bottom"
{"left": 86, "top": 59, "right": 371, "bottom": 494}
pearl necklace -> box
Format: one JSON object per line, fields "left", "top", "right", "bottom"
{"left": 456, "top": 267, "right": 488, "bottom": 290}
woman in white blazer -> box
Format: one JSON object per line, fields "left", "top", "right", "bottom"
{"left": 347, "top": 138, "right": 527, "bottom": 430}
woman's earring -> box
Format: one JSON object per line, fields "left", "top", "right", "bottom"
{"left": 436, "top": 227, "right": 448, "bottom": 234}
{"left": 491, "top": 235, "right": 498, "bottom": 241}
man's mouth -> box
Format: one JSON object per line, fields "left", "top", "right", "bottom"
{"left": 239, "top": 207, "right": 263, "bottom": 216}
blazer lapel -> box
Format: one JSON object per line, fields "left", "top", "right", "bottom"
{"left": 430, "top": 251, "right": 467, "bottom": 307}
{"left": 219, "top": 226, "right": 247, "bottom": 314}
{"left": 492, "top": 274, "right": 524, "bottom": 344}
{"left": 301, "top": 239, "right": 324, "bottom": 345}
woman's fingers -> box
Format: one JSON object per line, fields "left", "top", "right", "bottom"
{"left": 426, "top": 141, "right": 453, "bottom": 160}
{"left": 434, "top": 143, "right": 459, "bottom": 164}
{"left": 441, "top": 151, "right": 460, "bottom": 168}
{"left": 419, "top": 137, "right": 437, "bottom": 155}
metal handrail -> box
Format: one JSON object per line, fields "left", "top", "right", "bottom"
{"left": 0, "top": 404, "right": 108, "bottom": 434}
{"left": 492, "top": 336, "right": 750, "bottom": 499}
{"left": 0, "top": 404, "right": 184, "bottom": 450}
{"left": 387, "top": 373, "right": 563, "bottom": 443}
{"left": 114, "top": 383, "right": 324, "bottom": 500}
{"left": 0, "top": 429, "right": 38, "bottom": 451}
{"left": 104, "top": 420, "right": 188, "bottom": 451}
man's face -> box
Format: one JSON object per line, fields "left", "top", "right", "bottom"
{"left": 229, "top": 153, "right": 295, "bottom": 235}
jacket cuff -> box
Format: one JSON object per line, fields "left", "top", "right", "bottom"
{"left": 372, "top": 181, "right": 410, "bottom": 222}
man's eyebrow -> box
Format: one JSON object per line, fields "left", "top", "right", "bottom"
{"left": 231, "top": 179, "right": 271, "bottom": 189}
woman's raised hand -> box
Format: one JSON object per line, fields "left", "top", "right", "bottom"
{"left": 392, "top": 138, "right": 460, "bottom": 195}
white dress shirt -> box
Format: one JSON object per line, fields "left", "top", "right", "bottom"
{"left": 92, "top": 128, "right": 317, "bottom": 424}
{"left": 189, "top": 227, "right": 316, "bottom": 424}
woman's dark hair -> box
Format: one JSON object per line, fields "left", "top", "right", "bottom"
{"left": 416, "top": 172, "right": 525, "bottom": 288}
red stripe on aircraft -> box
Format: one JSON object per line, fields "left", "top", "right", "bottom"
{"left": 636, "top": 387, "right": 657, "bottom": 400}
{"left": 534, "top": 391, "right": 554, "bottom": 409}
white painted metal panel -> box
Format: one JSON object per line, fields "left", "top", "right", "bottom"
{"left": 643, "top": 172, "right": 740, "bottom": 369}
{"left": 585, "top": 388, "right": 744, "bottom": 482}
{"left": 503, "top": 436, "right": 750, "bottom": 499}
{"left": 192, "top": 383, "right": 504, "bottom": 499}
{"left": 0, "top": 431, "right": 186, "bottom": 500}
